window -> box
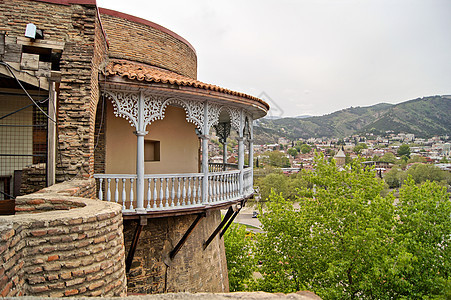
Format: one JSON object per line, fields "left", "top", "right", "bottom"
{"left": 144, "top": 140, "right": 160, "bottom": 162}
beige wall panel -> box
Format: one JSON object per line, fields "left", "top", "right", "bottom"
{"left": 105, "top": 102, "right": 199, "bottom": 175}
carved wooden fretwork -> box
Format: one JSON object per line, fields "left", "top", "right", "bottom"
{"left": 207, "top": 103, "right": 221, "bottom": 133}
{"left": 244, "top": 113, "right": 253, "bottom": 140}
{"left": 103, "top": 90, "right": 252, "bottom": 136}
{"left": 160, "top": 97, "right": 204, "bottom": 131}
{"left": 225, "top": 107, "right": 241, "bottom": 132}
{"left": 104, "top": 90, "right": 140, "bottom": 129}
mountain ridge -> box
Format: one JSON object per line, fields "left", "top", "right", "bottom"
{"left": 254, "top": 95, "right": 450, "bottom": 144}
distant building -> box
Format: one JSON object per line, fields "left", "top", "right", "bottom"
{"left": 334, "top": 147, "right": 346, "bottom": 166}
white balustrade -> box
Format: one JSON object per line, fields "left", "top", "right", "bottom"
{"left": 94, "top": 168, "right": 248, "bottom": 213}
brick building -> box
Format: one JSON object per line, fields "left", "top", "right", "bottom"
{"left": 0, "top": 0, "right": 268, "bottom": 296}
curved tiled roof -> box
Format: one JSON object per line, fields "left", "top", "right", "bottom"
{"left": 103, "top": 60, "right": 269, "bottom": 111}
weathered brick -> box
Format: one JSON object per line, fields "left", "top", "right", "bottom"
{"left": 64, "top": 289, "right": 79, "bottom": 296}
{"left": 47, "top": 274, "right": 59, "bottom": 281}
{"left": 1, "top": 229, "right": 14, "bottom": 241}
{"left": 60, "top": 271, "right": 72, "bottom": 280}
{"left": 30, "top": 285, "right": 50, "bottom": 293}
{"left": 66, "top": 277, "right": 85, "bottom": 287}
{"left": 0, "top": 281, "right": 13, "bottom": 297}
{"left": 28, "top": 275, "right": 46, "bottom": 284}
{"left": 47, "top": 255, "right": 59, "bottom": 262}
{"left": 43, "top": 263, "right": 61, "bottom": 271}
{"left": 27, "top": 199, "right": 45, "bottom": 205}
{"left": 88, "top": 280, "right": 105, "bottom": 291}
{"left": 64, "top": 260, "right": 81, "bottom": 268}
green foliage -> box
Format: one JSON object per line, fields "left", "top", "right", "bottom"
{"left": 300, "top": 144, "right": 312, "bottom": 154}
{"left": 259, "top": 151, "right": 290, "bottom": 168}
{"left": 255, "top": 171, "right": 309, "bottom": 202}
{"left": 255, "top": 154, "right": 451, "bottom": 299}
{"left": 407, "top": 155, "right": 426, "bottom": 164}
{"left": 325, "top": 148, "right": 335, "bottom": 157}
{"left": 383, "top": 166, "right": 406, "bottom": 188}
{"left": 353, "top": 143, "right": 368, "bottom": 154}
{"left": 223, "top": 222, "right": 256, "bottom": 291}
{"left": 380, "top": 152, "right": 397, "bottom": 164}
{"left": 384, "top": 163, "right": 450, "bottom": 188}
{"left": 345, "top": 153, "right": 352, "bottom": 164}
{"left": 287, "top": 147, "right": 298, "bottom": 158}
{"left": 397, "top": 144, "right": 411, "bottom": 158}
{"left": 382, "top": 178, "right": 451, "bottom": 298}
{"left": 406, "top": 163, "right": 451, "bottom": 186}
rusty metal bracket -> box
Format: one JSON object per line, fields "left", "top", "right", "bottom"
{"left": 125, "top": 216, "right": 147, "bottom": 273}
{"left": 220, "top": 205, "right": 243, "bottom": 238}
{"left": 203, "top": 206, "right": 234, "bottom": 250}
{"left": 170, "top": 212, "right": 205, "bottom": 260}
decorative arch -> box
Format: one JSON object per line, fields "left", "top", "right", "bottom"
{"left": 103, "top": 90, "right": 252, "bottom": 136}
{"left": 104, "top": 90, "right": 140, "bottom": 129}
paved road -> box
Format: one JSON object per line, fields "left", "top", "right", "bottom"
{"left": 222, "top": 205, "right": 263, "bottom": 233}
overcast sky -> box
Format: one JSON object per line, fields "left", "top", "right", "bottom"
{"left": 97, "top": 0, "right": 451, "bottom": 117}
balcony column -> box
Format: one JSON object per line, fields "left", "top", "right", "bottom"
{"left": 222, "top": 141, "right": 227, "bottom": 170}
{"left": 135, "top": 92, "right": 147, "bottom": 213}
{"left": 201, "top": 102, "right": 209, "bottom": 203}
{"left": 249, "top": 138, "right": 254, "bottom": 173}
{"left": 238, "top": 109, "right": 246, "bottom": 194}
{"left": 238, "top": 137, "right": 244, "bottom": 194}
{"left": 214, "top": 122, "right": 231, "bottom": 172}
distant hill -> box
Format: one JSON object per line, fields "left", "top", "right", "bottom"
{"left": 254, "top": 96, "right": 451, "bottom": 144}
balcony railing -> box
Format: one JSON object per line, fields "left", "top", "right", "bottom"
{"left": 94, "top": 168, "right": 253, "bottom": 213}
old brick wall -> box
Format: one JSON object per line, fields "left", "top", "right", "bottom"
{"left": 0, "top": 178, "right": 126, "bottom": 297}
{"left": 125, "top": 210, "right": 229, "bottom": 294}
{"left": 0, "top": 0, "right": 108, "bottom": 181}
{"left": 99, "top": 9, "right": 197, "bottom": 79}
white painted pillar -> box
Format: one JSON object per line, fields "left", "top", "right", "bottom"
{"left": 222, "top": 141, "right": 227, "bottom": 170}
{"left": 201, "top": 102, "right": 209, "bottom": 203}
{"left": 238, "top": 137, "right": 244, "bottom": 194}
{"left": 238, "top": 109, "right": 245, "bottom": 194}
{"left": 135, "top": 92, "right": 147, "bottom": 213}
{"left": 249, "top": 139, "right": 254, "bottom": 172}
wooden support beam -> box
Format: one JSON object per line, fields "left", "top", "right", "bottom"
{"left": 125, "top": 216, "right": 147, "bottom": 273}
{"left": 169, "top": 212, "right": 205, "bottom": 260}
{"left": 203, "top": 206, "right": 234, "bottom": 250}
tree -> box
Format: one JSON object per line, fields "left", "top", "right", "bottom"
{"left": 353, "top": 143, "right": 367, "bottom": 154}
{"left": 397, "top": 144, "right": 410, "bottom": 158}
{"left": 406, "top": 163, "right": 451, "bottom": 186}
{"left": 380, "top": 152, "right": 396, "bottom": 164}
{"left": 383, "top": 166, "right": 406, "bottom": 188}
{"left": 255, "top": 154, "right": 450, "bottom": 299}
{"left": 287, "top": 147, "right": 298, "bottom": 158}
{"left": 223, "top": 222, "right": 256, "bottom": 291}
{"left": 407, "top": 155, "right": 426, "bottom": 164}
{"left": 345, "top": 153, "right": 352, "bottom": 164}
{"left": 382, "top": 178, "right": 451, "bottom": 298}
{"left": 300, "top": 144, "right": 312, "bottom": 154}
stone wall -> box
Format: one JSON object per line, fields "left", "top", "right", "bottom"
{"left": 125, "top": 210, "right": 229, "bottom": 294}
{"left": 0, "top": 178, "right": 126, "bottom": 297}
{"left": 99, "top": 8, "right": 197, "bottom": 79}
{"left": 0, "top": 0, "right": 106, "bottom": 180}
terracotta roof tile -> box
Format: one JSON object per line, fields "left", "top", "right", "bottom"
{"left": 103, "top": 60, "right": 269, "bottom": 110}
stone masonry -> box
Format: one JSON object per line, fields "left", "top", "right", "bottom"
{"left": 125, "top": 210, "right": 229, "bottom": 294}
{"left": 0, "top": 0, "right": 108, "bottom": 180}
{"left": 0, "top": 178, "right": 126, "bottom": 297}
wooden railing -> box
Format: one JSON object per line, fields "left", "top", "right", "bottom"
{"left": 94, "top": 169, "right": 252, "bottom": 213}
{"left": 208, "top": 162, "right": 238, "bottom": 172}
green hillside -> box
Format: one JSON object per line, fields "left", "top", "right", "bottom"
{"left": 254, "top": 96, "right": 451, "bottom": 144}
